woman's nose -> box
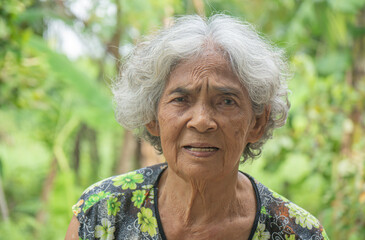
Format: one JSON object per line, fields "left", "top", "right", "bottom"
{"left": 186, "top": 104, "right": 217, "bottom": 132}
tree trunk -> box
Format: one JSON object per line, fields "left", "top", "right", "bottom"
{"left": 35, "top": 157, "right": 58, "bottom": 224}
{"left": 350, "top": 7, "right": 365, "bottom": 197}
{"left": 73, "top": 123, "right": 87, "bottom": 179}
{"left": 0, "top": 176, "right": 9, "bottom": 221}
{"left": 335, "top": 7, "right": 365, "bottom": 238}
{"left": 107, "top": 0, "right": 123, "bottom": 72}
{"left": 192, "top": 0, "right": 205, "bottom": 17}
{"left": 341, "top": 8, "right": 365, "bottom": 162}
{"left": 141, "top": 140, "right": 165, "bottom": 167}
{"left": 108, "top": 0, "right": 143, "bottom": 174}
{"left": 116, "top": 130, "right": 137, "bottom": 174}
{"left": 87, "top": 127, "right": 100, "bottom": 181}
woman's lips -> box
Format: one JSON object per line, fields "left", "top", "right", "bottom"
{"left": 184, "top": 146, "right": 218, "bottom": 152}
{"left": 183, "top": 145, "right": 219, "bottom": 157}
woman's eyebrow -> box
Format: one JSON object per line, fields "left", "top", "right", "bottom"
{"left": 212, "top": 86, "right": 242, "bottom": 97}
{"left": 168, "top": 87, "right": 191, "bottom": 95}
{"left": 168, "top": 86, "right": 242, "bottom": 97}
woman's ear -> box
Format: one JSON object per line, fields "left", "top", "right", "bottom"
{"left": 247, "top": 106, "right": 271, "bottom": 143}
{"left": 146, "top": 120, "right": 160, "bottom": 136}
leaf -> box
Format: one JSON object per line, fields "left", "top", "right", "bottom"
{"left": 329, "top": 0, "right": 365, "bottom": 14}
{"left": 27, "top": 36, "right": 115, "bottom": 129}
{"left": 279, "top": 153, "right": 310, "bottom": 183}
{"left": 316, "top": 51, "right": 350, "bottom": 76}
{"left": 0, "top": 157, "right": 3, "bottom": 179}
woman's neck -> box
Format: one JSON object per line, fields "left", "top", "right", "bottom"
{"left": 157, "top": 166, "right": 253, "bottom": 226}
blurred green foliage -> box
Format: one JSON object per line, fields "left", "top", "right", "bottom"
{"left": 0, "top": 0, "right": 364, "bottom": 239}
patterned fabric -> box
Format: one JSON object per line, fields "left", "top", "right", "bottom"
{"left": 253, "top": 181, "right": 329, "bottom": 240}
{"left": 72, "top": 163, "right": 329, "bottom": 240}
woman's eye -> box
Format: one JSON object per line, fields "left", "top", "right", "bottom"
{"left": 173, "top": 97, "right": 185, "bottom": 102}
{"left": 223, "top": 98, "right": 235, "bottom": 105}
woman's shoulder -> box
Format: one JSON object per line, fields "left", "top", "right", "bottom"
{"left": 72, "top": 162, "right": 167, "bottom": 221}
{"left": 248, "top": 177, "right": 329, "bottom": 240}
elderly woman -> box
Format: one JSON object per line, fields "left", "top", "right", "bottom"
{"left": 66, "top": 14, "right": 328, "bottom": 240}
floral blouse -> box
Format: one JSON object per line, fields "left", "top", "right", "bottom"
{"left": 72, "top": 163, "right": 329, "bottom": 240}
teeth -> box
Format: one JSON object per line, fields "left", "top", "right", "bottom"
{"left": 187, "top": 147, "right": 216, "bottom": 152}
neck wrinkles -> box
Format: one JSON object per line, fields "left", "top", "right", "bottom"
{"left": 158, "top": 166, "right": 251, "bottom": 226}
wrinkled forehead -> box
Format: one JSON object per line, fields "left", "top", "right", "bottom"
{"left": 168, "top": 49, "right": 238, "bottom": 84}
{"left": 161, "top": 50, "right": 249, "bottom": 100}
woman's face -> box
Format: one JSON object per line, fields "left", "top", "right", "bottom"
{"left": 147, "top": 51, "right": 266, "bottom": 181}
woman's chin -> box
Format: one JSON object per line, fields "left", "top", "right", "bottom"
{"left": 171, "top": 159, "right": 229, "bottom": 182}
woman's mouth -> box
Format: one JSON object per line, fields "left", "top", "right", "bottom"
{"left": 183, "top": 145, "right": 219, "bottom": 157}
{"left": 184, "top": 146, "right": 219, "bottom": 152}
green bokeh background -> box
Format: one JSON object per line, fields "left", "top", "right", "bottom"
{"left": 1, "top": 0, "right": 365, "bottom": 239}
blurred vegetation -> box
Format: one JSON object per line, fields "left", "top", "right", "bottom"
{"left": 0, "top": 0, "right": 364, "bottom": 239}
